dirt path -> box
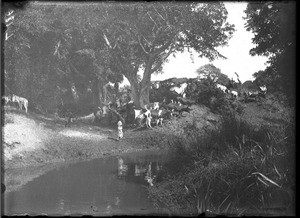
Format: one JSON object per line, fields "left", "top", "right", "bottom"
{"left": 2, "top": 102, "right": 225, "bottom": 170}
{"left": 2, "top": 108, "right": 174, "bottom": 170}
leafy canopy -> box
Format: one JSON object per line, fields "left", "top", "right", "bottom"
{"left": 244, "top": 2, "right": 296, "bottom": 105}
{"left": 196, "top": 64, "right": 230, "bottom": 86}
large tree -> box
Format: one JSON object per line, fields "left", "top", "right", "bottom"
{"left": 3, "top": 2, "right": 123, "bottom": 112}
{"left": 98, "top": 2, "right": 235, "bottom": 108}
{"left": 244, "top": 2, "right": 296, "bottom": 105}
{"left": 195, "top": 64, "right": 230, "bottom": 86}
{"left": 3, "top": 2, "right": 235, "bottom": 109}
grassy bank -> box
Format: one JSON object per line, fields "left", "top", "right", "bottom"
{"left": 147, "top": 106, "right": 295, "bottom": 216}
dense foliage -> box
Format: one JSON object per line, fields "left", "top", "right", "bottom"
{"left": 196, "top": 64, "right": 230, "bottom": 86}
{"left": 244, "top": 2, "right": 296, "bottom": 106}
{"left": 185, "top": 78, "right": 226, "bottom": 112}
{"left": 148, "top": 101, "right": 295, "bottom": 216}
{"left": 2, "top": 1, "right": 235, "bottom": 113}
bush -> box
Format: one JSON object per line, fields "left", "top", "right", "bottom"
{"left": 148, "top": 109, "right": 295, "bottom": 216}
{"left": 185, "top": 78, "right": 229, "bottom": 113}
{"left": 150, "top": 84, "right": 179, "bottom": 103}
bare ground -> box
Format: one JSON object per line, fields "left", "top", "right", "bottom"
{"left": 2, "top": 105, "right": 219, "bottom": 171}
{"left": 2, "top": 97, "right": 291, "bottom": 171}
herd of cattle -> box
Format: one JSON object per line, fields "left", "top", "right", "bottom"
{"left": 94, "top": 97, "right": 194, "bottom": 129}
{"left": 93, "top": 81, "right": 268, "bottom": 128}
{"left": 2, "top": 94, "right": 29, "bottom": 113}
{"left": 215, "top": 83, "right": 267, "bottom": 101}
{"left": 2, "top": 80, "right": 267, "bottom": 129}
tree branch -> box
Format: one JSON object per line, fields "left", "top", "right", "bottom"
{"left": 103, "top": 33, "right": 112, "bottom": 48}
{"left": 146, "top": 11, "right": 159, "bottom": 29}
{"left": 138, "top": 37, "right": 149, "bottom": 55}
{"left": 142, "top": 35, "right": 152, "bottom": 47}
{"left": 151, "top": 38, "right": 173, "bottom": 56}
{"left": 5, "top": 32, "right": 14, "bottom": 41}
{"left": 152, "top": 5, "right": 166, "bottom": 22}
{"left": 103, "top": 31, "right": 117, "bottom": 49}
{"left": 151, "top": 45, "right": 174, "bottom": 73}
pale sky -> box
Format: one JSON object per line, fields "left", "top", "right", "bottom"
{"left": 121, "top": 2, "right": 268, "bottom": 86}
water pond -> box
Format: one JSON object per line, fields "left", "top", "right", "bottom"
{"left": 3, "top": 150, "right": 169, "bottom": 216}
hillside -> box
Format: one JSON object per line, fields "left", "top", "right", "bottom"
{"left": 2, "top": 95, "right": 292, "bottom": 170}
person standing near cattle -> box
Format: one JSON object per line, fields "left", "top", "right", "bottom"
{"left": 117, "top": 120, "right": 123, "bottom": 141}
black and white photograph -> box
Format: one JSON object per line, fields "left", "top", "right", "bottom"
{"left": 1, "top": 1, "right": 295, "bottom": 216}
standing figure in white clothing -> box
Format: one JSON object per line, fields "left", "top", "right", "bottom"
{"left": 117, "top": 120, "right": 123, "bottom": 141}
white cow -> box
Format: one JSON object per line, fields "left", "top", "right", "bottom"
{"left": 143, "top": 106, "right": 152, "bottom": 128}
{"left": 230, "top": 90, "right": 238, "bottom": 98}
{"left": 152, "top": 82, "right": 160, "bottom": 89}
{"left": 248, "top": 90, "right": 259, "bottom": 96}
{"left": 11, "top": 94, "right": 28, "bottom": 112}
{"left": 150, "top": 109, "right": 163, "bottom": 126}
{"left": 260, "top": 86, "right": 267, "bottom": 93}
{"left": 134, "top": 107, "right": 152, "bottom": 128}
{"left": 134, "top": 109, "right": 144, "bottom": 120}
{"left": 2, "top": 95, "right": 11, "bottom": 104}
{"left": 216, "top": 84, "right": 228, "bottom": 93}
{"left": 170, "top": 83, "right": 188, "bottom": 96}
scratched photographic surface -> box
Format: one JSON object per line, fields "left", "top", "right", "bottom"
{"left": 1, "top": 1, "right": 295, "bottom": 216}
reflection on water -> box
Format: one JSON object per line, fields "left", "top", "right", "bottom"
{"left": 145, "top": 162, "right": 155, "bottom": 186}
{"left": 117, "top": 156, "right": 163, "bottom": 187}
{"left": 4, "top": 150, "right": 168, "bottom": 216}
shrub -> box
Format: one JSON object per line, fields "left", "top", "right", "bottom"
{"left": 185, "top": 78, "right": 232, "bottom": 113}
{"left": 148, "top": 109, "right": 295, "bottom": 216}
{"left": 150, "top": 84, "right": 179, "bottom": 103}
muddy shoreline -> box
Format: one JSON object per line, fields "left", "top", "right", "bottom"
{"left": 3, "top": 123, "right": 171, "bottom": 170}
{"left": 2, "top": 105, "right": 217, "bottom": 171}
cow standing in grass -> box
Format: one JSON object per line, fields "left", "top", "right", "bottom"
{"left": 2, "top": 95, "right": 12, "bottom": 104}
{"left": 170, "top": 83, "right": 188, "bottom": 97}
{"left": 216, "top": 84, "right": 228, "bottom": 93}
{"left": 11, "top": 94, "right": 28, "bottom": 113}
{"left": 230, "top": 90, "right": 238, "bottom": 99}
{"left": 150, "top": 109, "right": 163, "bottom": 127}
{"left": 134, "top": 107, "right": 149, "bottom": 128}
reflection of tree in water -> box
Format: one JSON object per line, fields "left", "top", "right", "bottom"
{"left": 145, "top": 162, "right": 155, "bottom": 186}
{"left": 117, "top": 156, "right": 164, "bottom": 187}
{"left": 135, "top": 164, "right": 147, "bottom": 176}
{"left": 156, "top": 162, "right": 163, "bottom": 171}
{"left": 135, "top": 162, "right": 163, "bottom": 177}
{"left": 117, "top": 157, "right": 128, "bottom": 177}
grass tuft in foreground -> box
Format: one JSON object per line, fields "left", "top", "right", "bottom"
{"left": 147, "top": 109, "right": 295, "bottom": 216}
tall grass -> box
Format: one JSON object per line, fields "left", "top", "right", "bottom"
{"left": 147, "top": 110, "right": 295, "bottom": 216}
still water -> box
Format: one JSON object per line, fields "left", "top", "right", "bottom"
{"left": 4, "top": 150, "right": 168, "bottom": 216}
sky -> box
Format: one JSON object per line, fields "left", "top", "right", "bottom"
{"left": 120, "top": 2, "right": 268, "bottom": 87}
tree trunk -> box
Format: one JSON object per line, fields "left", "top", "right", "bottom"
{"left": 130, "top": 82, "right": 140, "bottom": 108}
{"left": 97, "top": 79, "right": 104, "bottom": 104}
{"left": 126, "top": 74, "right": 141, "bottom": 108}
{"left": 139, "top": 84, "right": 150, "bottom": 107}
{"left": 139, "top": 67, "right": 152, "bottom": 107}
{"left": 126, "top": 68, "right": 152, "bottom": 108}
{"left": 103, "top": 83, "right": 110, "bottom": 104}
{"left": 92, "top": 79, "right": 100, "bottom": 106}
